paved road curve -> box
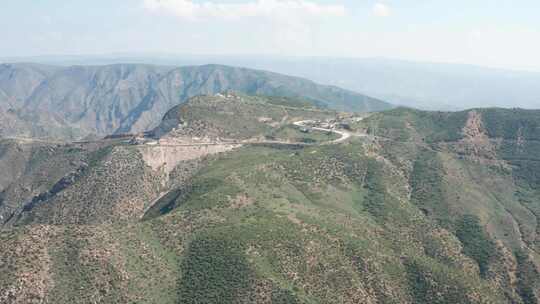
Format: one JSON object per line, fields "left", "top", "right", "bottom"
{"left": 292, "top": 120, "right": 353, "bottom": 144}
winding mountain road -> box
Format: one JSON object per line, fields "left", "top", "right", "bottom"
{"left": 292, "top": 120, "right": 353, "bottom": 144}
{"left": 137, "top": 119, "right": 363, "bottom": 148}
{"left": 153, "top": 119, "right": 357, "bottom": 147}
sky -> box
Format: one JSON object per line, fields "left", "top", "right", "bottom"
{"left": 1, "top": 0, "right": 540, "bottom": 71}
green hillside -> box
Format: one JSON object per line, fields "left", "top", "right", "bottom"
{"left": 0, "top": 97, "right": 538, "bottom": 303}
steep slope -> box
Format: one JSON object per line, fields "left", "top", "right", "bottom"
{"left": 1, "top": 94, "right": 339, "bottom": 226}
{"left": 0, "top": 63, "right": 58, "bottom": 107}
{"left": 360, "top": 108, "right": 540, "bottom": 247}
{"left": 359, "top": 107, "right": 540, "bottom": 302}
{"left": 0, "top": 98, "right": 538, "bottom": 303}
{"left": 0, "top": 63, "right": 391, "bottom": 140}
{"left": 0, "top": 64, "right": 81, "bottom": 139}
{"left": 0, "top": 138, "right": 120, "bottom": 224}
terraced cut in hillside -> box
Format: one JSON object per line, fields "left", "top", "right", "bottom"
{"left": 0, "top": 96, "right": 539, "bottom": 303}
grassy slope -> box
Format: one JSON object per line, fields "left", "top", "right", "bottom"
{"left": 361, "top": 107, "right": 540, "bottom": 303}
{"left": 7, "top": 94, "right": 341, "bottom": 226}
{"left": 0, "top": 142, "right": 513, "bottom": 303}
{"left": 1, "top": 105, "right": 539, "bottom": 303}
{"left": 154, "top": 93, "right": 338, "bottom": 140}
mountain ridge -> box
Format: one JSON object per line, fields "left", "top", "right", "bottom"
{"left": 9, "top": 55, "right": 540, "bottom": 110}
{"left": 0, "top": 63, "right": 392, "bottom": 140}
{"left": 0, "top": 95, "right": 539, "bottom": 303}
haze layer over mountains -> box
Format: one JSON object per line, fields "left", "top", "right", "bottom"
{"left": 4, "top": 54, "right": 539, "bottom": 111}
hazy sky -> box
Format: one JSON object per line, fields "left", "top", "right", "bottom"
{"left": 1, "top": 0, "right": 539, "bottom": 71}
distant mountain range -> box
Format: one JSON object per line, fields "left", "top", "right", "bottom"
{"left": 0, "top": 63, "right": 391, "bottom": 139}
{"left": 8, "top": 54, "right": 539, "bottom": 111}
